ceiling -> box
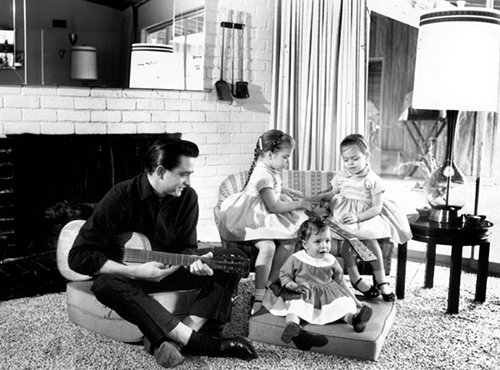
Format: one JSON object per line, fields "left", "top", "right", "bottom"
{"left": 81, "top": 0, "right": 144, "bottom": 11}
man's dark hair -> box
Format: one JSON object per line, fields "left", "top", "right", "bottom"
{"left": 144, "top": 139, "right": 199, "bottom": 173}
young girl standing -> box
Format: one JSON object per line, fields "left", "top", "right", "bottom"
{"left": 263, "top": 218, "right": 373, "bottom": 351}
{"left": 218, "top": 129, "right": 312, "bottom": 314}
{"left": 309, "top": 134, "right": 411, "bottom": 301}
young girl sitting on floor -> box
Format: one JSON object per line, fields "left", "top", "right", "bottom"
{"left": 263, "top": 218, "right": 373, "bottom": 351}
{"left": 308, "top": 133, "right": 412, "bottom": 301}
{"left": 218, "top": 129, "right": 313, "bottom": 314}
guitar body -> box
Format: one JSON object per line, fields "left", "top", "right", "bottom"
{"left": 56, "top": 220, "right": 250, "bottom": 282}
{"left": 56, "top": 220, "right": 153, "bottom": 281}
{"left": 57, "top": 220, "right": 92, "bottom": 281}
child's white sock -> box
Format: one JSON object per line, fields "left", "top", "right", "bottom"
{"left": 373, "top": 270, "right": 392, "bottom": 294}
{"left": 347, "top": 267, "right": 371, "bottom": 292}
{"left": 253, "top": 288, "right": 265, "bottom": 302}
{"left": 343, "top": 313, "right": 354, "bottom": 324}
{"left": 251, "top": 288, "right": 265, "bottom": 315}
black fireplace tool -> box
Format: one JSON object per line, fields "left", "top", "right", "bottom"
{"left": 215, "top": 22, "right": 233, "bottom": 103}
{"left": 232, "top": 22, "right": 249, "bottom": 99}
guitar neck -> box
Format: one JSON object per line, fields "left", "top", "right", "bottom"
{"left": 123, "top": 249, "right": 211, "bottom": 268}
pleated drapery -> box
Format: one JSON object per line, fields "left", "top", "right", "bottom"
{"left": 271, "top": 0, "right": 368, "bottom": 171}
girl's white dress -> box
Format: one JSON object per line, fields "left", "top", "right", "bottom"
{"left": 218, "top": 162, "right": 308, "bottom": 241}
{"left": 328, "top": 167, "right": 412, "bottom": 244}
{"left": 263, "top": 250, "right": 357, "bottom": 325}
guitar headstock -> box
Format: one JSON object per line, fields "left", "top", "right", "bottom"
{"left": 212, "top": 252, "right": 250, "bottom": 277}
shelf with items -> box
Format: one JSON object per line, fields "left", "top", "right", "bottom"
{"left": 0, "top": 29, "right": 15, "bottom": 69}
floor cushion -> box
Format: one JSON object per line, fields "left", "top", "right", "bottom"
{"left": 249, "top": 297, "right": 396, "bottom": 361}
{"left": 66, "top": 281, "right": 199, "bottom": 343}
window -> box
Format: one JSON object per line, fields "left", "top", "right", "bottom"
{"left": 143, "top": 6, "right": 204, "bottom": 90}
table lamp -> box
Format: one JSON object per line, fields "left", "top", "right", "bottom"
{"left": 412, "top": 7, "right": 500, "bottom": 223}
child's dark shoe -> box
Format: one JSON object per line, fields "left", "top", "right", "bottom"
{"left": 352, "top": 305, "right": 373, "bottom": 333}
{"left": 377, "top": 282, "right": 396, "bottom": 302}
{"left": 249, "top": 296, "right": 263, "bottom": 316}
{"left": 281, "top": 322, "right": 301, "bottom": 343}
{"left": 292, "top": 329, "right": 328, "bottom": 350}
{"left": 352, "top": 277, "right": 380, "bottom": 299}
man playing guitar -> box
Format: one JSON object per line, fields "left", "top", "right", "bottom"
{"left": 68, "top": 137, "right": 257, "bottom": 368}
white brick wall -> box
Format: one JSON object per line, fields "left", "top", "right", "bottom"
{"left": 0, "top": 0, "right": 274, "bottom": 242}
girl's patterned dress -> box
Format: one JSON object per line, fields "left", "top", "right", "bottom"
{"left": 263, "top": 250, "right": 357, "bottom": 325}
{"left": 219, "top": 162, "right": 308, "bottom": 241}
{"left": 328, "top": 167, "right": 412, "bottom": 244}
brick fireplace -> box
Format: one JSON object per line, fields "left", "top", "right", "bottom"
{"left": 0, "top": 85, "right": 270, "bottom": 299}
{"left": 0, "top": 81, "right": 270, "bottom": 299}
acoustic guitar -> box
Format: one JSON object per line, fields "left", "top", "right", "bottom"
{"left": 56, "top": 220, "right": 250, "bottom": 282}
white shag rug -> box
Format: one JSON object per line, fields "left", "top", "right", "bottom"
{"left": 1, "top": 260, "right": 499, "bottom": 370}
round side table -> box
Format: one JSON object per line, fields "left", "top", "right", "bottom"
{"left": 396, "top": 214, "right": 492, "bottom": 314}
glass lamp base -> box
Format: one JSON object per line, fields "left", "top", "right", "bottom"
{"left": 428, "top": 205, "right": 462, "bottom": 224}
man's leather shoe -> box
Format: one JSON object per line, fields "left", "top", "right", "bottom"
{"left": 219, "top": 336, "right": 258, "bottom": 361}
{"left": 198, "top": 319, "right": 224, "bottom": 339}
{"left": 144, "top": 337, "right": 184, "bottom": 368}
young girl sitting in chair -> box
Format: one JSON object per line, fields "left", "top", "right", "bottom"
{"left": 308, "top": 134, "right": 412, "bottom": 301}
{"left": 218, "top": 129, "right": 313, "bottom": 314}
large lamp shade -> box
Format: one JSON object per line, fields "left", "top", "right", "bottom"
{"left": 412, "top": 8, "right": 500, "bottom": 112}
{"left": 71, "top": 46, "right": 98, "bottom": 81}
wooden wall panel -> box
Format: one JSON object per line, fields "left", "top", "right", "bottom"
{"left": 369, "top": 13, "right": 447, "bottom": 172}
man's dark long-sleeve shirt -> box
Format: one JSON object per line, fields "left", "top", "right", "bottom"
{"left": 68, "top": 173, "right": 199, "bottom": 276}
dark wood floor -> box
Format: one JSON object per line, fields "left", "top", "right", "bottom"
{"left": 0, "top": 250, "right": 66, "bottom": 301}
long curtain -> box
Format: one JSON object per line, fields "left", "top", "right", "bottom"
{"left": 271, "top": 0, "right": 367, "bottom": 171}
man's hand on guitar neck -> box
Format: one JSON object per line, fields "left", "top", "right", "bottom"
{"left": 190, "top": 251, "right": 214, "bottom": 276}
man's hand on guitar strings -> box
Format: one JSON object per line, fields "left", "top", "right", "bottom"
{"left": 133, "top": 261, "right": 180, "bottom": 282}
{"left": 190, "top": 251, "right": 214, "bottom": 276}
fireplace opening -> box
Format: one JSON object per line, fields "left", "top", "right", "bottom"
{"left": 0, "top": 133, "right": 179, "bottom": 300}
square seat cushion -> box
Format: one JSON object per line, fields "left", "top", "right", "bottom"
{"left": 66, "top": 281, "right": 200, "bottom": 343}
{"left": 249, "top": 297, "right": 396, "bottom": 361}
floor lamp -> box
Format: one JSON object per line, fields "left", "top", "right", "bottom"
{"left": 411, "top": 6, "right": 500, "bottom": 224}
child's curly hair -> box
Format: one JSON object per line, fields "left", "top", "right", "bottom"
{"left": 297, "top": 216, "right": 329, "bottom": 244}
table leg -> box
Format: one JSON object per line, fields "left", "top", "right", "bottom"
{"left": 396, "top": 242, "right": 407, "bottom": 300}
{"left": 425, "top": 243, "right": 436, "bottom": 288}
{"left": 447, "top": 245, "right": 463, "bottom": 314}
{"left": 475, "top": 242, "right": 490, "bottom": 302}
